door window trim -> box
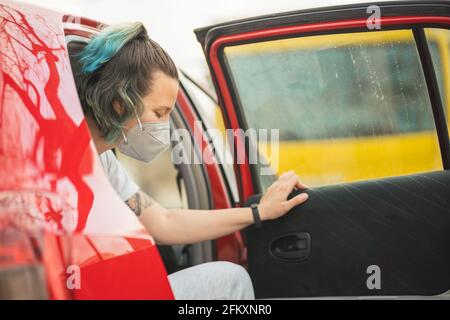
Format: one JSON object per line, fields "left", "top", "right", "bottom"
{"left": 413, "top": 27, "right": 450, "bottom": 168}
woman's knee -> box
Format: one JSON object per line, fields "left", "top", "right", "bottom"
{"left": 220, "top": 262, "right": 250, "bottom": 281}
{"left": 213, "top": 261, "right": 254, "bottom": 299}
{"left": 168, "top": 261, "right": 255, "bottom": 300}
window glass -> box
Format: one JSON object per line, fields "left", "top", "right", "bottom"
{"left": 224, "top": 29, "right": 442, "bottom": 188}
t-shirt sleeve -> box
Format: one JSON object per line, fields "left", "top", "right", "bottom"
{"left": 99, "top": 150, "right": 140, "bottom": 201}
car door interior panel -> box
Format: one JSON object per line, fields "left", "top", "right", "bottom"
{"left": 244, "top": 170, "right": 450, "bottom": 298}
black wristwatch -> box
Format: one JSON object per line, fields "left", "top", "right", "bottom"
{"left": 250, "top": 203, "right": 262, "bottom": 228}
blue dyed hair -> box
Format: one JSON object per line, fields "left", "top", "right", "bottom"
{"left": 73, "top": 22, "right": 178, "bottom": 143}
{"left": 79, "top": 22, "right": 143, "bottom": 74}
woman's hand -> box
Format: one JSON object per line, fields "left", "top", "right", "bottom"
{"left": 258, "top": 170, "right": 309, "bottom": 221}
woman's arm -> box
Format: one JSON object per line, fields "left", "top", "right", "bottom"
{"left": 126, "top": 171, "right": 309, "bottom": 245}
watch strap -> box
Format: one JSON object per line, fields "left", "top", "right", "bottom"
{"left": 250, "top": 203, "right": 262, "bottom": 228}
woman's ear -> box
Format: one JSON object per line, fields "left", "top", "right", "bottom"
{"left": 113, "top": 100, "right": 125, "bottom": 116}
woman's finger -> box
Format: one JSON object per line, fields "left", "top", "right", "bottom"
{"left": 284, "top": 193, "right": 309, "bottom": 211}
{"left": 279, "top": 170, "right": 295, "bottom": 182}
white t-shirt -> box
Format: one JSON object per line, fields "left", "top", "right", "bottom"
{"left": 99, "top": 150, "right": 139, "bottom": 201}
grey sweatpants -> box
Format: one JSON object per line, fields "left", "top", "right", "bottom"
{"left": 168, "top": 261, "right": 255, "bottom": 300}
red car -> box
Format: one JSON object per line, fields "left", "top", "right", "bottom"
{"left": 1, "top": 0, "right": 450, "bottom": 299}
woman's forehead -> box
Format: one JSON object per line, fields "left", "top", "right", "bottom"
{"left": 143, "top": 73, "right": 178, "bottom": 108}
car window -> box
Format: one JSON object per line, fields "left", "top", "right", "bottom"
{"left": 223, "top": 29, "right": 443, "bottom": 189}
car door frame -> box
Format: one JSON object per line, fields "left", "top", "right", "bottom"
{"left": 195, "top": 0, "right": 450, "bottom": 299}
{"left": 195, "top": 0, "right": 450, "bottom": 204}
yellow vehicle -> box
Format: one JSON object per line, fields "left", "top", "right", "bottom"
{"left": 222, "top": 28, "right": 450, "bottom": 187}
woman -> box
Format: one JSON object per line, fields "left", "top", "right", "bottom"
{"left": 74, "top": 22, "right": 309, "bottom": 299}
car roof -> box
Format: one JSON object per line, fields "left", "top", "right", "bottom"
{"left": 194, "top": 0, "right": 450, "bottom": 49}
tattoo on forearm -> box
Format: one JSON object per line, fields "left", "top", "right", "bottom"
{"left": 126, "top": 191, "right": 155, "bottom": 217}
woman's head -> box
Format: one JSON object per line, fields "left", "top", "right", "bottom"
{"left": 75, "top": 22, "right": 179, "bottom": 144}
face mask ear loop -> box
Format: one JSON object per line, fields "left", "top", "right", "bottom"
{"left": 121, "top": 130, "right": 128, "bottom": 145}
{"left": 134, "top": 109, "right": 143, "bottom": 131}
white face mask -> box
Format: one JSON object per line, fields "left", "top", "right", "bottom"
{"left": 118, "top": 114, "right": 171, "bottom": 163}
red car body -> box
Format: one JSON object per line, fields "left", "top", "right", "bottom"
{"left": 0, "top": 0, "right": 175, "bottom": 299}
{"left": 0, "top": 0, "right": 243, "bottom": 299}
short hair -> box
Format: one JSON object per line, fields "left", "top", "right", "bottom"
{"left": 74, "top": 22, "right": 178, "bottom": 143}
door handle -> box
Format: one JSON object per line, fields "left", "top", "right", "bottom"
{"left": 270, "top": 232, "right": 311, "bottom": 262}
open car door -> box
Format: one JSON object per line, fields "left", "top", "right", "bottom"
{"left": 195, "top": 1, "right": 450, "bottom": 298}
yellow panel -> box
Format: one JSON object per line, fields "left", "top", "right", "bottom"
{"left": 259, "top": 131, "right": 442, "bottom": 187}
